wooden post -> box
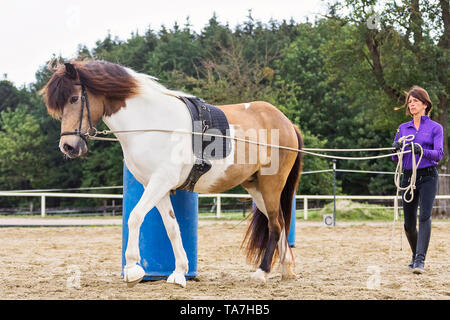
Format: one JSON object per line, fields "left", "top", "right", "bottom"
{"left": 41, "top": 195, "right": 46, "bottom": 217}
{"left": 304, "top": 197, "right": 308, "bottom": 220}
{"left": 216, "top": 195, "right": 221, "bottom": 218}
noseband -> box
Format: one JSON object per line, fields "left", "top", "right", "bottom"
{"left": 60, "top": 82, "right": 97, "bottom": 143}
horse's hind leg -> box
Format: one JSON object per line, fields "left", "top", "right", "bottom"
{"left": 278, "top": 229, "right": 296, "bottom": 280}
{"left": 250, "top": 182, "right": 284, "bottom": 284}
{"left": 156, "top": 194, "right": 189, "bottom": 288}
{"left": 245, "top": 165, "right": 298, "bottom": 284}
{"left": 252, "top": 206, "right": 282, "bottom": 284}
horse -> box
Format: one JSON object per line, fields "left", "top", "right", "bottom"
{"left": 41, "top": 60, "right": 303, "bottom": 288}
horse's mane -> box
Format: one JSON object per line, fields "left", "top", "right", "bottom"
{"left": 41, "top": 60, "right": 140, "bottom": 118}
{"left": 41, "top": 59, "right": 195, "bottom": 118}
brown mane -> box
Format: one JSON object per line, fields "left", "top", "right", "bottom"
{"left": 41, "top": 60, "right": 139, "bottom": 118}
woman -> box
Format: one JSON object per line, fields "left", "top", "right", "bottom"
{"left": 392, "top": 86, "right": 444, "bottom": 274}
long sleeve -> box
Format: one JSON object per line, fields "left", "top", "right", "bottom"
{"left": 392, "top": 128, "right": 400, "bottom": 163}
{"left": 422, "top": 124, "right": 444, "bottom": 162}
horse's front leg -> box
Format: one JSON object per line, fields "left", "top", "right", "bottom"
{"left": 156, "top": 195, "right": 188, "bottom": 288}
{"left": 123, "top": 168, "right": 180, "bottom": 287}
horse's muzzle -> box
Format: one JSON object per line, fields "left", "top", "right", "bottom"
{"left": 60, "top": 137, "right": 88, "bottom": 158}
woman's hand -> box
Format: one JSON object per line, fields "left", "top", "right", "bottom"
{"left": 392, "top": 141, "right": 402, "bottom": 152}
{"left": 413, "top": 143, "right": 422, "bottom": 154}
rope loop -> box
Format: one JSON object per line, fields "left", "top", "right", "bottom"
{"left": 393, "top": 134, "right": 423, "bottom": 204}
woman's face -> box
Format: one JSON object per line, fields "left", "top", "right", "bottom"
{"left": 408, "top": 96, "right": 427, "bottom": 116}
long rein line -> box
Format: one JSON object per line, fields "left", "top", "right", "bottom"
{"left": 86, "top": 127, "right": 422, "bottom": 257}
{"left": 67, "top": 82, "right": 422, "bottom": 257}
{"left": 87, "top": 128, "right": 413, "bottom": 161}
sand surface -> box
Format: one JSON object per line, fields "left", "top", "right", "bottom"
{"left": 0, "top": 220, "right": 449, "bottom": 300}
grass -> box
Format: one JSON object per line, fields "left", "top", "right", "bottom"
{"left": 199, "top": 199, "right": 397, "bottom": 222}
{"left": 301, "top": 199, "right": 396, "bottom": 222}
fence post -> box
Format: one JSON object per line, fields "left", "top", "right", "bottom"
{"left": 332, "top": 159, "right": 337, "bottom": 226}
{"left": 41, "top": 194, "right": 46, "bottom": 217}
{"left": 304, "top": 197, "right": 308, "bottom": 220}
{"left": 216, "top": 195, "right": 221, "bottom": 218}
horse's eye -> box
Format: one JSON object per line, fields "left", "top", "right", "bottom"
{"left": 70, "top": 96, "right": 79, "bottom": 104}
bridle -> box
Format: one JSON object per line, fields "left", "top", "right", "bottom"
{"left": 60, "top": 82, "right": 97, "bottom": 143}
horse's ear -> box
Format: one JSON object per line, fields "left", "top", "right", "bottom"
{"left": 64, "top": 63, "right": 78, "bottom": 80}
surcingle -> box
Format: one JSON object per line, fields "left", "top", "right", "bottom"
{"left": 177, "top": 97, "right": 232, "bottom": 192}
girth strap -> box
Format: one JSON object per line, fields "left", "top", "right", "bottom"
{"left": 177, "top": 97, "right": 213, "bottom": 192}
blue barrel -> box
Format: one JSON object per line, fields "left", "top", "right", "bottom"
{"left": 122, "top": 165, "right": 198, "bottom": 280}
{"left": 288, "top": 196, "right": 296, "bottom": 247}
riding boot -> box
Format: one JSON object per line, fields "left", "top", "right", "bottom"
{"left": 404, "top": 225, "right": 417, "bottom": 269}
{"left": 413, "top": 217, "right": 432, "bottom": 274}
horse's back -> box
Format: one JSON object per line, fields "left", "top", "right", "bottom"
{"left": 192, "top": 101, "right": 299, "bottom": 193}
{"left": 218, "top": 101, "right": 298, "bottom": 147}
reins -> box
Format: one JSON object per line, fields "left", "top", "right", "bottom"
{"left": 62, "top": 86, "right": 421, "bottom": 257}
{"left": 92, "top": 126, "right": 421, "bottom": 259}
{"left": 87, "top": 127, "right": 413, "bottom": 161}
{"left": 62, "top": 85, "right": 413, "bottom": 161}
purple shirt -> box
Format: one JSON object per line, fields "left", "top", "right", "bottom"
{"left": 392, "top": 115, "right": 444, "bottom": 169}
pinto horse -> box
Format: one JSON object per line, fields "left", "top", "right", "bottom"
{"left": 41, "top": 60, "right": 303, "bottom": 287}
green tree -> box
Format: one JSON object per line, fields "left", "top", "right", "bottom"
{"left": 0, "top": 107, "right": 46, "bottom": 190}
{"left": 144, "top": 20, "right": 203, "bottom": 85}
{"left": 298, "top": 131, "right": 339, "bottom": 195}
{"left": 326, "top": 0, "right": 449, "bottom": 213}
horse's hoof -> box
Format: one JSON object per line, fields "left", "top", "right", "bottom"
{"left": 281, "top": 273, "right": 296, "bottom": 280}
{"left": 124, "top": 264, "right": 145, "bottom": 287}
{"left": 251, "top": 268, "right": 268, "bottom": 284}
{"left": 126, "top": 278, "right": 142, "bottom": 288}
{"left": 167, "top": 272, "right": 187, "bottom": 288}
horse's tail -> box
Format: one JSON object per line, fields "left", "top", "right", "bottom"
{"left": 280, "top": 125, "right": 303, "bottom": 239}
{"left": 242, "top": 125, "right": 303, "bottom": 266}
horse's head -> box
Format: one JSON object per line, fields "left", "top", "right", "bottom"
{"left": 41, "top": 60, "right": 139, "bottom": 158}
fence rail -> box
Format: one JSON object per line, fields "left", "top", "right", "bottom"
{"left": 1, "top": 191, "right": 450, "bottom": 219}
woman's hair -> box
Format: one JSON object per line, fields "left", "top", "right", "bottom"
{"left": 403, "top": 85, "right": 433, "bottom": 116}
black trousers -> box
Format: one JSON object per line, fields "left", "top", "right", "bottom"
{"left": 401, "top": 166, "right": 438, "bottom": 261}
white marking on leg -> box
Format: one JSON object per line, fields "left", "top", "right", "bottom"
{"left": 251, "top": 268, "right": 268, "bottom": 284}
{"left": 278, "top": 229, "right": 288, "bottom": 263}
{"left": 123, "top": 264, "right": 146, "bottom": 287}
{"left": 156, "top": 195, "right": 188, "bottom": 288}
{"left": 278, "top": 229, "right": 295, "bottom": 279}
{"left": 246, "top": 187, "right": 268, "bottom": 217}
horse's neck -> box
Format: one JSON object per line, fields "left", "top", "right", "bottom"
{"left": 102, "top": 87, "right": 192, "bottom": 158}
{"left": 102, "top": 88, "right": 191, "bottom": 184}
{"left": 104, "top": 91, "right": 181, "bottom": 132}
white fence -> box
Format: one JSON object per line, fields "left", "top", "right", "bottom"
{"left": 1, "top": 191, "right": 450, "bottom": 218}
{"left": 0, "top": 192, "right": 122, "bottom": 217}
